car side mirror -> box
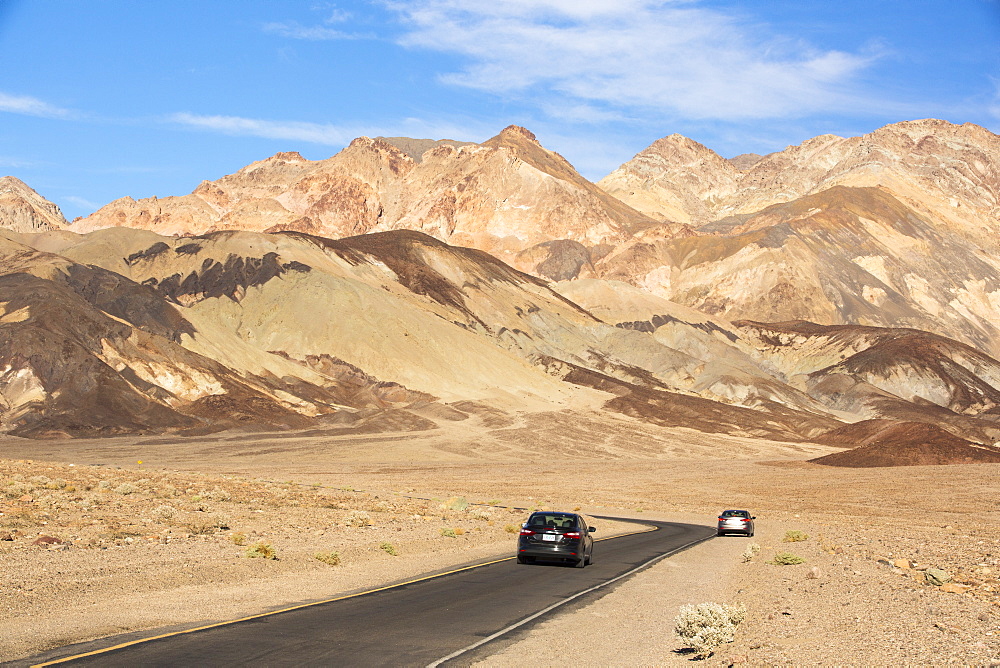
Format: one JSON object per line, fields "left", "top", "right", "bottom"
{"left": 751, "top": 516, "right": 756, "bottom": 520}
{"left": 588, "top": 527, "right": 596, "bottom": 532}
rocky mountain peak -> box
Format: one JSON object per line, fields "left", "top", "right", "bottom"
{"left": 0, "top": 175, "right": 68, "bottom": 232}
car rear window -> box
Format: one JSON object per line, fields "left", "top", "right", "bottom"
{"left": 721, "top": 510, "right": 748, "bottom": 517}
{"left": 528, "top": 514, "right": 577, "bottom": 528}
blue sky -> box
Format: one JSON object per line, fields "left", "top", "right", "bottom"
{"left": 1, "top": 0, "right": 998, "bottom": 221}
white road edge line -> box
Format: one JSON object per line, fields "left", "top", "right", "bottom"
{"left": 426, "top": 533, "right": 714, "bottom": 667}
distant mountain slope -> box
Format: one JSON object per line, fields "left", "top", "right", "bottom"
{"left": 598, "top": 119, "right": 1000, "bottom": 244}
{"left": 0, "top": 176, "right": 67, "bottom": 232}
{"left": 595, "top": 185, "right": 1000, "bottom": 358}
{"left": 73, "top": 126, "right": 667, "bottom": 281}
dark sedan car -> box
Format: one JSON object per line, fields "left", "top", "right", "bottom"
{"left": 517, "top": 511, "right": 595, "bottom": 567}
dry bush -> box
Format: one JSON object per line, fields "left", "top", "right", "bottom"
{"left": 770, "top": 552, "right": 806, "bottom": 565}
{"left": 346, "top": 510, "right": 371, "bottom": 527}
{"left": 315, "top": 551, "right": 341, "bottom": 566}
{"left": 741, "top": 543, "right": 761, "bottom": 562}
{"left": 229, "top": 532, "right": 247, "bottom": 546}
{"left": 245, "top": 542, "right": 277, "bottom": 559}
{"left": 379, "top": 542, "right": 399, "bottom": 556}
{"left": 674, "top": 602, "right": 747, "bottom": 659}
{"left": 504, "top": 523, "right": 519, "bottom": 534}
{"left": 440, "top": 528, "right": 457, "bottom": 538}
{"left": 783, "top": 530, "right": 809, "bottom": 542}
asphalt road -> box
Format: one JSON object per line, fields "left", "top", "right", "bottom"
{"left": 26, "top": 518, "right": 714, "bottom": 668}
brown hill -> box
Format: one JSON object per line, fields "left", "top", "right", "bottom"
{"left": 810, "top": 421, "right": 1000, "bottom": 467}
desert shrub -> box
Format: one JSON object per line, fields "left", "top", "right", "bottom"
{"left": 5, "top": 482, "right": 31, "bottom": 498}
{"left": 371, "top": 500, "right": 391, "bottom": 513}
{"left": 469, "top": 508, "right": 491, "bottom": 521}
{"left": 230, "top": 532, "right": 247, "bottom": 546}
{"left": 454, "top": 527, "right": 465, "bottom": 536}
{"left": 380, "top": 542, "right": 399, "bottom": 556}
{"left": 440, "top": 528, "right": 457, "bottom": 538}
{"left": 245, "top": 542, "right": 277, "bottom": 559}
{"left": 674, "top": 602, "right": 747, "bottom": 659}
{"left": 346, "top": 510, "right": 371, "bottom": 527}
{"left": 97, "top": 480, "right": 112, "bottom": 491}
{"left": 741, "top": 543, "right": 761, "bottom": 563}
{"left": 443, "top": 496, "right": 468, "bottom": 511}
{"left": 315, "top": 551, "right": 341, "bottom": 566}
{"left": 770, "top": 552, "right": 806, "bottom": 565}
{"left": 115, "top": 483, "right": 138, "bottom": 495}
{"left": 205, "top": 486, "right": 231, "bottom": 502}
{"left": 487, "top": 499, "right": 500, "bottom": 506}
{"left": 783, "top": 530, "right": 809, "bottom": 542}
{"left": 153, "top": 505, "right": 176, "bottom": 520}
{"left": 504, "top": 523, "right": 519, "bottom": 534}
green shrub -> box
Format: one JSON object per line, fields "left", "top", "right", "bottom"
{"left": 230, "top": 532, "right": 247, "bottom": 546}
{"left": 504, "top": 523, "right": 519, "bottom": 534}
{"left": 769, "top": 552, "right": 805, "bottom": 565}
{"left": 380, "top": 542, "right": 399, "bottom": 556}
{"left": 674, "top": 602, "right": 747, "bottom": 659}
{"left": 440, "top": 528, "right": 457, "bottom": 538}
{"left": 245, "top": 542, "right": 277, "bottom": 559}
{"left": 443, "top": 496, "right": 469, "bottom": 511}
{"left": 314, "top": 551, "right": 341, "bottom": 566}
{"left": 783, "top": 530, "right": 809, "bottom": 542}
{"left": 741, "top": 543, "right": 761, "bottom": 562}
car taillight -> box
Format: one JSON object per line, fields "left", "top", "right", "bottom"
{"left": 519, "top": 529, "right": 536, "bottom": 536}
{"left": 564, "top": 531, "right": 581, "bottom": 539}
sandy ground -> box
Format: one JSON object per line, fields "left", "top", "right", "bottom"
{"left": 2, "top": 410, "right": 999, "bottom": 665}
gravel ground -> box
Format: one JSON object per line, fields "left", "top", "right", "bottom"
{"left": 3, "top": 430, "right": 1000, "bottom": 666}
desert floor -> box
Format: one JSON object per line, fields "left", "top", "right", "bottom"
{"left": 2, "top": 408, "right": 999, "bottom": 665}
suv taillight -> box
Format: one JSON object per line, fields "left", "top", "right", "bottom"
{"left": 564, "top": 531, "right": 581, "bottom": 539}
{"left": 519, "top": 529, "right": 536, "bottom": 536}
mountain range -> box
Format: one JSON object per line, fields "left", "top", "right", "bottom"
{"left": 3, "top": 119, "right": 999, "bottom": 463}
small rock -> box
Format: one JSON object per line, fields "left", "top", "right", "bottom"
{"left": 725, "top": 654, "right": 749, "bottom": 666}
{"left": 940, "top": 583, "right": 972, "bottom": 594}
{"left": 877, "top": 558, "right": 892, "bottom": 567}
{"left": 0, "top": 532, "right": 13, "bottom": 541}
{"left": 47, "top": 543, "right": 69, "bottom": 552}
{"left": 892, "top": 558, "right": 912, "bottom": 569}
{"left": 32, "top": 535, "right": 63, "bottom": 547}
{"left": 806, "top": 566, "right": 821, "bottom": 579}
{"left": 913, "top": 563, "right": 931, "bottom": 571}
{"left": 925, "top": 568, "right": 952, "bottom": 586}
{"left": 934, "top": 622, "right": 962, "bottom": 633}
{"left": 18, "top": 494, "right": 33, "bottom": 503}
{"left": 978, "top": 613, "right": 991, "bottom": 621}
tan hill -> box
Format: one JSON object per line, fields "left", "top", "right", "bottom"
{"left": 595, "top": 185, "right": 1000, "bottom": 358}
{"left": 73, "top": 126, "right": 668, "bottom": 280}
{"left": 4, "top": 224, "right": 1000, "bottom": 448}
{"left": 810, "top": 421, "right": 1000, "bottom": 467}
{"left": 0, "top": 176, "right": 67, "bottom": 232}
{"left": 599, "top": 119, "right": 1000, "bottom": 244}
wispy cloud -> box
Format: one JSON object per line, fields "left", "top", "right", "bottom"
{"left": 64, "top": 195, "right": 103, "bottom": 211}
{"left": 262, "top": 21, "right": 370, "bottom": 40}
{"left": 168, "top": 111, "right": 489, "bottom": 146}
{"left": 388, "top": 0, "right": 880, "bottom": 121}
{"left": 263, "top": 3, "right": 370, "bottom": 40}
{"left": 0, "top": 92, "right": 72, "bottom": 118}
{"left": 169, "top": 112, "right": 358, "bottom": 145}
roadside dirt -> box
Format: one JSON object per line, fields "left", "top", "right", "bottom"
{"left": 2, "top": 417, "right": 999, "bottom": 665}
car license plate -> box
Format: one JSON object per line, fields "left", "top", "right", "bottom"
{"left": 542, "top": 534, "right": 557, "bottom": 542}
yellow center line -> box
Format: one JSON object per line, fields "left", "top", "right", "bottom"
{"left": 32, "top": 524, "right": 657, "bottom": 666}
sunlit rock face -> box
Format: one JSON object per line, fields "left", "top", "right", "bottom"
{"left": 73, "top": 126, "right": 665, "bottom": 280}
{"left": 0, "top": 176, "right": 68, "bottom": 232}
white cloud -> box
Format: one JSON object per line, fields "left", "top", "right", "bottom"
{"left": 0, "top": 92, "right": 71, "bottom": 118}
{"left": 167, "top": 112, "right": 489, "bottom": 147}
{"left": 388, "top": 0, "right": 878, "bottom": 121}
{"left": 262, "top": 20, "right": 369, "bottom": 40}
{"left": 64, "top": 195, "right": 103, "bottom": 211}
{"left": 169, "top": 112, "right": 358, "bottom": 145}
